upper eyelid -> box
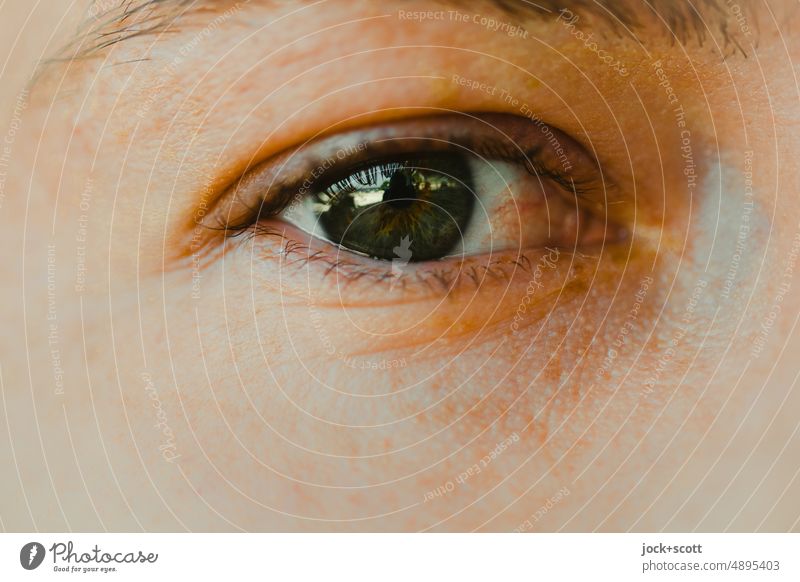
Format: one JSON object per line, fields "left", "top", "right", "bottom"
{"left": 208, "top": 112, "right": 607, "bottom": 231}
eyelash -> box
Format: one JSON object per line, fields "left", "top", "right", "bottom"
{"left": 212, "top": 129, "right": 606, "bottom": 290}
{"left": 220, "top": 140, "right": 598, "bottom": 233}
{"left": 242, "top": 228, "right": 582, "bottom": 295}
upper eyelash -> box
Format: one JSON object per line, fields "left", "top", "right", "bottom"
{"left": 321, "top": 158, "right": 426, "bottom": 205}
{"left": 217, "top": 137, "right": 605, "bottom": 239}
{"left": 473, "top": 140, "right": 600, "bottom": 197}
{"left": 327, "top": 161, "right": 406, "bottom": 196}
{"left": 211, "top": 134, "right": 611, "bottom": 295}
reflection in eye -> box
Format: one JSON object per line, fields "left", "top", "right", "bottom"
{"left": 218, "top": 113, "right": 625, "bottom": 288}
{"left": 302, "top": 154, "right": 476, "bottom": 261}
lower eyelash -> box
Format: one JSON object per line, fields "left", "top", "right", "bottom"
{"left": 233, "top": 225, "right": 556, "bottom": 297}
{"left": 233, "top": 224, "right": 414, "bottom": 287}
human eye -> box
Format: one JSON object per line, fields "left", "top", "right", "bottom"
{"left": 211, "top": 113, "right": 626, "bottom": 297}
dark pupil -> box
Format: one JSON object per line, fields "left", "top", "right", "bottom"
{"left": 312, "top": 154, "right": 475, "bottom": 261}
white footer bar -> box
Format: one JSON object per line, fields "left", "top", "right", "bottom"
{"left": 1, "top": 533, "right": 797, "bottom": 581}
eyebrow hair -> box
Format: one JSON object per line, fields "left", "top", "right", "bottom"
{"left": 61, "top": 0, "right": 746, "bottom": 64}
{"left": 463, "top": 0, "right": 738, "bottom": 44}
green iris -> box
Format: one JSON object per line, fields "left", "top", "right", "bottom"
{"left": 311, "top": 154, "right": 475, "bottom": 261}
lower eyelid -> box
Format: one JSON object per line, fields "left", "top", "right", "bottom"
{"left": 238, "top": 230, "right": 624, "bottom": 352}
{"left": 237, "top": 221, "right": 606, "bottom": 306}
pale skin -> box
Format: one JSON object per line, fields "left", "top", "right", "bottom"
{"left": 1, "top": 0, "right": 799, "bottom": 531}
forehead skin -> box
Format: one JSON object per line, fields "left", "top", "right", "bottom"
{"left": 61, "top": 0, "right": 747, "bottom": 64}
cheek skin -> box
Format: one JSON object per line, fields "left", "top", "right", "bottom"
{"left": 188, "top": 242, "right": 661, "bottom": 473}
{"left": 68, "top": 238, "right": 703, "bottom": 532}
{"left": 250, "top": 247, "right": 597, "bottom": 364}
{"left": 160, "top": 108, "right": 798, "bottom": 530}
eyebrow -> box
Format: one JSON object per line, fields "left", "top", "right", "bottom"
{"left": 62, "top": 0, "right": 746, "bottom": 64}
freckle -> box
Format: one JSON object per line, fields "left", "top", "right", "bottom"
{"left": 526, "top": 78, "right": 541, "bottom": 90}
{"left": 430, "top": 77, "right": 459, "bottom": 104}
{"left": 449, "top": 312, "right": 487, "bottom": 336}
{"left": 429, "top": 306, "right": 489, "bottom": 338}
{"left": 565, "top": 279, "right": 588, "bottom": 296}
{"left": 561, "top": 211, "right": 580, "bottom": 242}
{"left": 610, "top": 246, "right": 630, "bottom": 265}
